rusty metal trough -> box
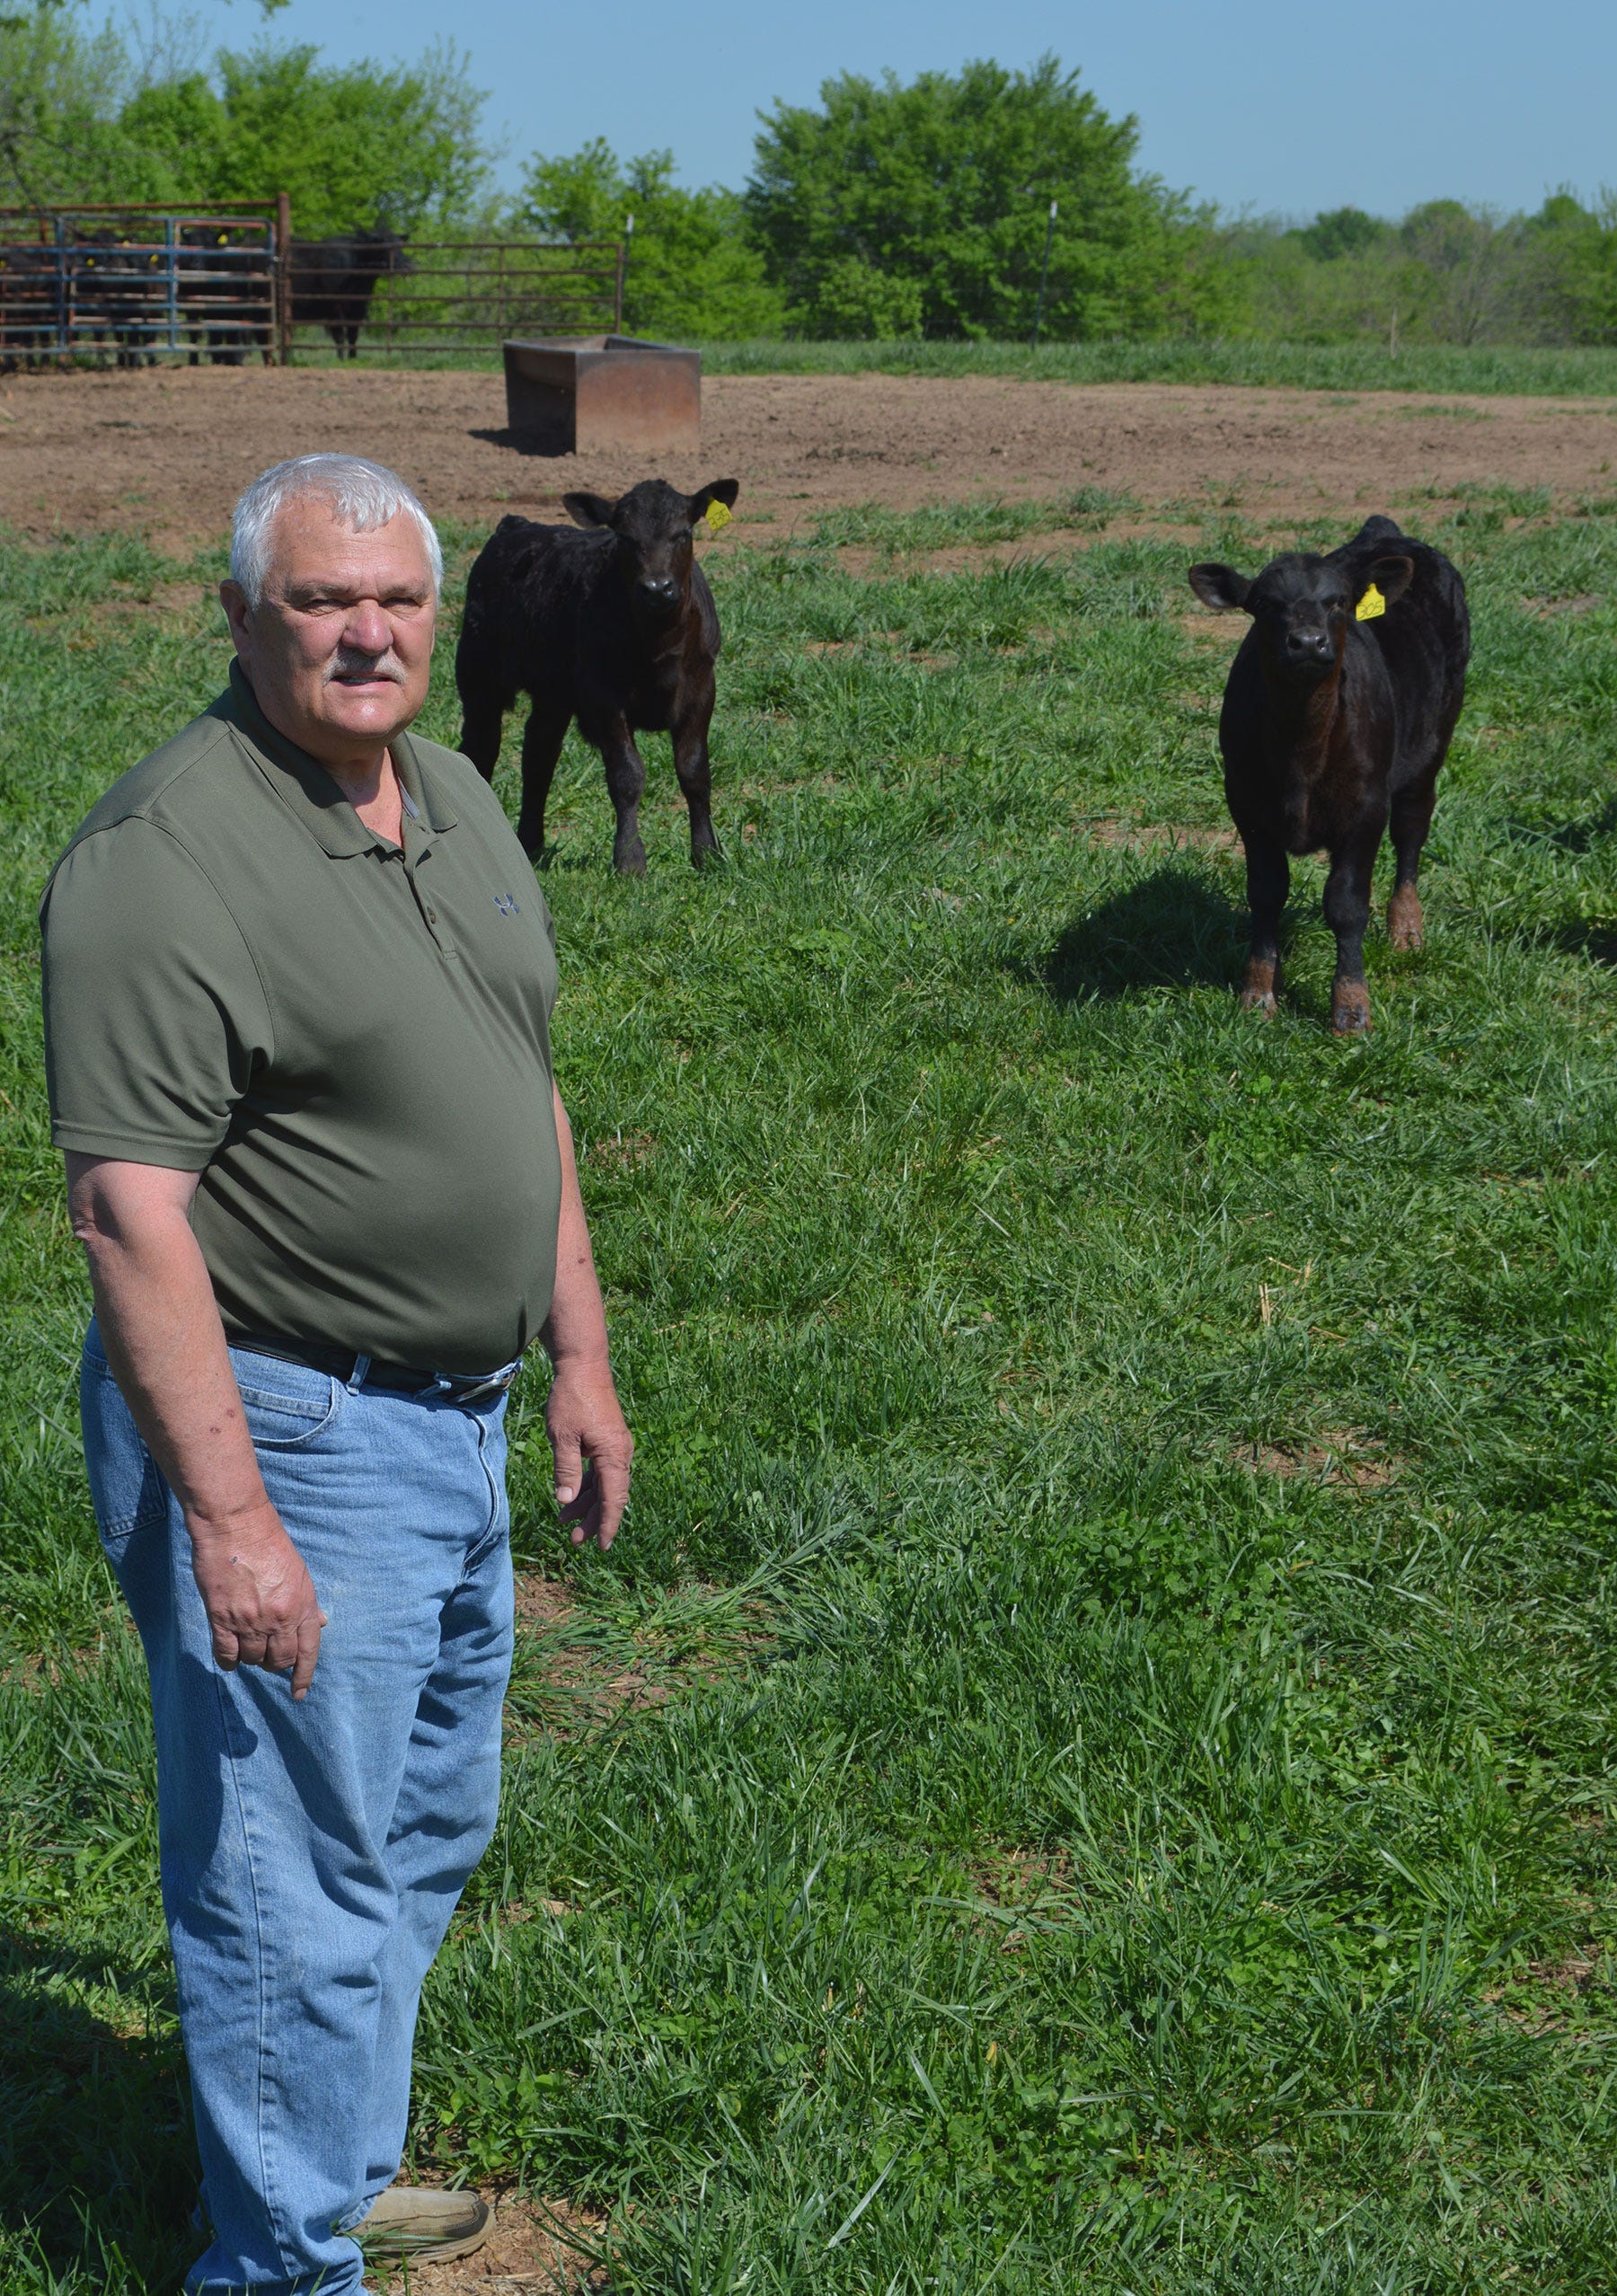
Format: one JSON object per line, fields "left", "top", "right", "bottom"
{"left": 501, "top": 334, "right": 701, "bottom": 456}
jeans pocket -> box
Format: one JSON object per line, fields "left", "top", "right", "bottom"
{"left": 80, "top": 1336, "right": 168, "bottom": 1556}
{"left": 227, "top": 1348, "right": 345, "bottom": 1450}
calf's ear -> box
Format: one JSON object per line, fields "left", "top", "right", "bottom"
{"left": 1363, "top": 554, "right": 1414, "bottom": 609}
{"left": 689, "top": 478, "right": 741, "bottom": 525}
{"left": 563, "top": 491, "right": 619, "bottom": 530}
{"left": 1188, "top": 562, "right": 1252, "bottom": 613}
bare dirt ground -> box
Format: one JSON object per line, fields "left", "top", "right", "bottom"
{"left": 3, "top": 366, "right": 1614, "bottom": 548}
{"left": 367, "top": 2189, "right": 605, "bottom": 2293}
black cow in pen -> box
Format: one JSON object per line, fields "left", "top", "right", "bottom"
{"left": 290, "top": 229, "right": 410, "bottom": 358}
{"left": 0, "top": 244, "right": 58, "bottom": 367}
{"left": 70, "top": 231, "right": 165, "bottom": 367}
{"left": 1188, "top": 516, "right": 1469, "bottom": 1034}
{"left": 180, "top": 225, "right": 275, "bottom": 365}
{"left": 456, "top": 479, "right": 740, "bottom": 874}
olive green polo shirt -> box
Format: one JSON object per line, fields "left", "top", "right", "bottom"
{"left": 40, "top": 662, "right": 561, "bottom": 1373}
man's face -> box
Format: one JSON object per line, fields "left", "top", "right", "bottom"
{"left": 220, "top": 498, "right": 436, "bottom": 770}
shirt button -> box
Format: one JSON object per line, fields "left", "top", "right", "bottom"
{"left": 427, "top": 908, "right": 438, "bottom": 923}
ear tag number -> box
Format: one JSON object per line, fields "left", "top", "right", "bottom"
{"left": 1356, "top": 584, "right": 1386, "bottom": 621}
{"left": 703, "top": 500, "right": 732, "bottom": 533}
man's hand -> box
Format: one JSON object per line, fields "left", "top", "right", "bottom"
{"left": 546, "top": 1356, "right": 632, "bottom": 1551}
{"left": 189, "top": 1501, "right": 327, "bottom": 1699}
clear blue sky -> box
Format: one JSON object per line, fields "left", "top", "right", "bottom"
{"left": 194, "top": 0, "right": 1613, "bottom": 219}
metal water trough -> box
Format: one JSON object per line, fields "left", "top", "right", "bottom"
{"left": 502, "top": 335, "right": 701, "bottom": 456}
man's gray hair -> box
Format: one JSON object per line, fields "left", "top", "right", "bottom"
{"left": 229, "top": 454, "right": 444, "bottom": 608}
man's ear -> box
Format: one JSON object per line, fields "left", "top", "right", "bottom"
{"left": 1188, "top": 562, "right": 1253, "bottom": 613}
{"left": 1363, "top": 554, "right": 1414, "bottom": 609}
{"left": 218, "top": 578, "right": 251, "bottom": 648}
{"left": 563, "top": 492, "right": 618, "bottom": 529}
{"left": 689, "top": 478, "right": 740, "bottom": 525}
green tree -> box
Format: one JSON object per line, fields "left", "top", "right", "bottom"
{"left": 1399, "top": 198, "right": 1525, "bottom": 344}
{"left": 115, "top": 73, "right": 229, "bottom": 204}
{"left": 1526, "top": 190, "right": 1617, "bottom": 344}
{"left": 0, "top": 0, "right": 140, "bottom": 207}
{"left": 744, "top": 54, "right": 1230, "bottom": 340}
{"left": 516, "top": 140, "right": 784, "bottom": 339}
{"left": 200, "top": 41, "right": 490, "bottom": 234}
{"left": 0, "top": 13, "right": 491, "bottom": 235}
{"left": 1295, "top": 206, "right": 1390, "bottom": 261}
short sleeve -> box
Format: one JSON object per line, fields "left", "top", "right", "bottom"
{"left": 40, "top": 820, "right": 274, "bottom": 1169}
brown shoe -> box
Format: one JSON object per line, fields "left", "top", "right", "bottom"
{"left": 354, "top": 2185, "right": 490, "bottom": 2262}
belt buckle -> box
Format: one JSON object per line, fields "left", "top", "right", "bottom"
{"left": 445, "top": 1366, "right": 517, "bottom": 1409}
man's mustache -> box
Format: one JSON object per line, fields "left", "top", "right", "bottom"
{"left": 324, "top": 649, "right": 405, "bottom": 684}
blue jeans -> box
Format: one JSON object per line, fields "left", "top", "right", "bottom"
{"left": 80, "top": 1324, "right": 517, "bottom": 2295}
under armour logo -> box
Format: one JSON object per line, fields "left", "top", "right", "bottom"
{"left": 493, "top": 893, "right": 520, "bottom": 916}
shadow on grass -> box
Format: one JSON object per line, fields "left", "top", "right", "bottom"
{"left": 1504, "top": 796, "right": 1617, "bottom": 855}
{"left": 0, "top": 1934, "right": 193, "bottom": 2289}
{"left": 1029, "top": 865, "right": 1247, "bottom": 1004}
{"left": 1547, "top": 918, "right": 1617, "bottom": 968}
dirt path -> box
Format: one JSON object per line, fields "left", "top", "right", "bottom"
{"left": 3, "top": 366, "right": 1615, "bottom": 549}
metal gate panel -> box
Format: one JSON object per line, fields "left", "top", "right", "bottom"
{"left": 0, "top": 203, "right": 282, "bottom": 364}
{"left": 291, "top": 241, "right": 623, "bottom": 359}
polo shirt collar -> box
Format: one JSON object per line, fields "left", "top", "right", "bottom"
{"left": 393, "top": 729, "right": 458, "bottom": 837}
{"left": 216, "top": 663, "right": 456, "bottom": 858}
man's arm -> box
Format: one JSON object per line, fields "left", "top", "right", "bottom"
{"left": 65, "top": 1153, "right": 326, "bottom": 1697}
{"left": 542, "top": 1084, "right": 632, "bottom": 1550}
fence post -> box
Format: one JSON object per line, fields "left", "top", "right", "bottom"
{"left": 276, "top": 190, "right": 292, "bottom": 365}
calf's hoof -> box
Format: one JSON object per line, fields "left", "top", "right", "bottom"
{"left": 614, "top": 841, "right": 649, "bottom": 878}
{"left": 1386, "top": 886, "right": 1424, "bottom": 951}
{"left": 1239, "top": 957, "right": 1279, "bottom": 1018}
{"left": 690, "top": 837, "right": 723, "bottom": 871}
{"left": 1330, "top": 984, "right": 1372, "bottom": 1035}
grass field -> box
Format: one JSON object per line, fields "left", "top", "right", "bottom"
{"left": 280, "top": 336, "right": 1617, "bottom": 398}
{"left": 4, "top": 487, "right": 1617, "bottom": 2292}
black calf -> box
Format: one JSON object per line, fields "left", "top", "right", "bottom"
{"left": 1188, "top": 516, "right": 1469, "bottom": 1033}
{"left": 455, "top": 477, "right": 740, "bottom": 873}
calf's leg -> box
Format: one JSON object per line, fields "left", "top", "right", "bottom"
{"left": 671, "top": 703, "right": 721, "bottom": 870}
{"left": 1385, "top": 768, "right": 1440, "bottom": 951}
{"left": 455, "top": 667, "right": 509, "bottom": 782}
{"left": 515, "top": 700, "right": 572, "bottom": 861}
{"left": 597, "top": 720, "right": 649, "bottom": 876}
{"left": 1240, "top": 832, "right": 1289, "bottom": 1016}
{"left": 1322, "top": 832, "right": 1381, "bottom": 1034}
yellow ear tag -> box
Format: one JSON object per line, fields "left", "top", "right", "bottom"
{"left": 1356, "top": 583, "right": 1386, "bottom": 621}
{"left": 703, "top": 499, "right": 732, "bottom": 534}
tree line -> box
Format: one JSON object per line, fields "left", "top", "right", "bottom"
{"left": 4, "top": 6, "right": 1613, "bottom": 348}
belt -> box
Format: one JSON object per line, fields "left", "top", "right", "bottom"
{"left": 227, "top": 1334, "right": 520, "bottom": 1410}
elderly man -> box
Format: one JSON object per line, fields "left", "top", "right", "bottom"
{"left": 40, "top": 453, "right": 632, "bottom": 2294}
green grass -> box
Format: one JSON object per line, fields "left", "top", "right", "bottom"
{"left": 694, "top": 338, "right": 1617, "bottom": 398}
{"left": 4, "top": 495, "right": 1617, "bottom": 2292}
{"left": 262, "top": 334, "right": 1617, "bottom": 398}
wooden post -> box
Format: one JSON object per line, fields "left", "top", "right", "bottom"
{"left": 276, "top": 190, "right": 292, "bottom": 365}
{"left": 1030, "top": 199, "right": 1057, "bottom": 351}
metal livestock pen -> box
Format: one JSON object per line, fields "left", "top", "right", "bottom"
{"left": 0, "top": 199, "right": 289, "bottom": 364}
{"left": 0, "top": 201, "right": 625, "bottom": 366}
